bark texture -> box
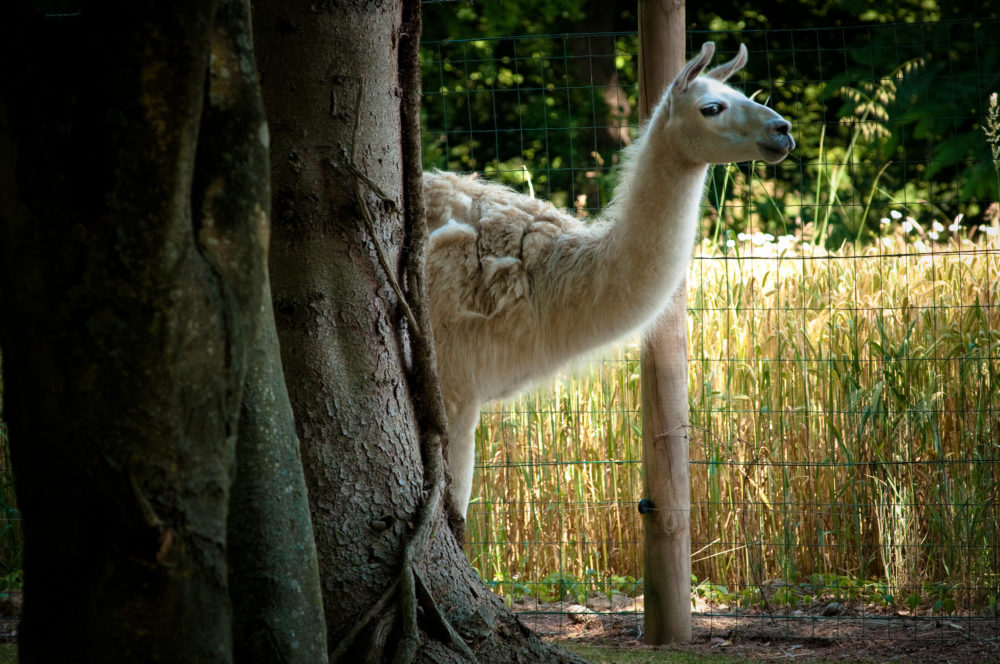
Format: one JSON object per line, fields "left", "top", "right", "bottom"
{"left": 254, "top": 1, "right": 589, "bottom": 661}
{"left": 228, "top": 275, "right": 330, "bottom": 664}
{"left": 0, "top": 1, "right": 324, "bottom": 661}
{"left": 219, "top": 1, "right": 330, "bottom": 660}
{"left": 254, "top": 2, "right": 422, "bottom": 644}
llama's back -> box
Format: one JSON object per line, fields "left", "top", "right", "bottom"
{"left": 423, "top": 171, "right": 599, "bottom": 409}
{"left": 424, "top": 171, "right": 578, "bottom": 233}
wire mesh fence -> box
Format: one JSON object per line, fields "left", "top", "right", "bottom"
{"left": 421, "top": 18, "right": 1000, "bottom": 648}
{"left": 0, "top": 13, "right": 995, "bottom": 657}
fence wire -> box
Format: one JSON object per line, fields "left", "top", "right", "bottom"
{"left": 421, "top": 19, "right": 1000, "bottom": 648}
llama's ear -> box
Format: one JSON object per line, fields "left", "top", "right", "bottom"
{"left": 675, "top": 42, "right": 715, "bottom": 92}
{"left": 705, "top": 44, "right": 748, "bottom": 82}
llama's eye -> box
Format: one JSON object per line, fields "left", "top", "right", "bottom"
{"left": 700, "top": 102, "right": 726, "bottom": 117}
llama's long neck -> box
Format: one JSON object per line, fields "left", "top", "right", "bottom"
{"left": 607, "top": 133, "right": 708, "bottom": 302}
{"left": 543, "top": 128, "right": 708, "bottom": 355}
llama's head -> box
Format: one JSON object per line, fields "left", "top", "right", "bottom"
{"left": 655, "top": 42, "right": 794, "bottom": 165}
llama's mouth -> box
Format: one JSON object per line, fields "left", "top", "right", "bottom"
{"left": 756, "top": 143, "right": 791, "bottom": 164}
{"left": 757, "top": 135, "right": 795, "bottom": 164}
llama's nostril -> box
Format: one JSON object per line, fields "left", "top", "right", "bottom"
{"left": 768, "top": 119, "right": 791, "bottom": 136}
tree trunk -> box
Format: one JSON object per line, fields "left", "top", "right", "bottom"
{"left": 254, "top": 1, "right": 589, "bottom": 661}
{"left": 0, "top": 1, "right": 324, "bottom": 661}
{"left": 228, "top": 282, "right": 330, "bottom": 664}
{"left": 569, "top": 0, "right": 633, "bottom": 150}
{"left": 216, "top": 1, "right": 329, "bottom": 660}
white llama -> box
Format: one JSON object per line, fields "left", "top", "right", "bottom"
{"left": 424, "top": 43, "right": 794, "bottom": 518}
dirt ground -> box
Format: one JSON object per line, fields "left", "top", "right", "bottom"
{"left": 514, "top": 595, "right": 1000, "bottom": 663}
{"left": 0, "top": 593, "right": 16, "bottom": 643}
{"left": 0, "top": 591, "right": 996, "bottom": 662}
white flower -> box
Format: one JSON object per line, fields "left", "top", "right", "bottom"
{"left": 726, "top": 239, "right": 736, "bottom": 248}
{"left": 890, "top": 210, "right": 903, "bottom": 220}
{"left": 913, "top": 239, "right": 928, "bottom": 252}
{"left": 932, "top": 221, "right": 945, "bottom": 233}
{"left": 751, "top": 232, "right": 775, "bottom": 246}
{"left": 880, "top": 236, "right": 895, "bottom": 249}
{"left": 880, "top": 217, "right": 891, "bottom": 226}
{"left": 737, "top": 232, "right": 751, "bottom": 242}
{"left": 902, "top": 216, "right": 922, "bottom": 234}
{"left": 984, "top": 226, "right": 999, "bottom": 237}
{"left": 949, "top": 213, "right": 964, "bottom": 232}
{"left": 929, "top": 231, "right": 939, "bottom": 240}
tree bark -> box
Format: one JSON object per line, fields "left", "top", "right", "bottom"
{"left": 0, "top": 1, "right": 324, "bottom": 661}
{"left": 254, "top": 1, "right": 589, "bottom": 661}
{"left": 569, "top": 0, "right": 633, "bottom": 150}
{"left": 215, "top": 1, "right": 330, "bottom": 660}
{"left": 228, "top": 274, "right": 330, "bottom": 664}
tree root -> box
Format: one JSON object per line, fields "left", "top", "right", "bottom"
{"left": 329, "top": 578, "right": 399, "bottom": 662}
{"left": 413, "top": 566, "right": 478, "bottom": 662}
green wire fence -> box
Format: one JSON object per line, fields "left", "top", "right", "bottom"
{"left": 0, "top": 12, "right": 996, "bottom": 650}
{"left": 421, "top": 19, "right": 1000, "bottom": 642}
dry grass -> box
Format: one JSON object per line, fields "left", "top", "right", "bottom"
{"left": 466, "top": 228, "right": 1000, "bottom": 612}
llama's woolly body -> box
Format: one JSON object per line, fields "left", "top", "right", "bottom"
{"left": 424, "top": 143, "right": 704, "bottom": 404}
{"left": 425, "top": 43, "right": 794, "bottom": 516}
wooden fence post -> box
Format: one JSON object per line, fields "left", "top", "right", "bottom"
{"left": 638, "top": 0, "right": 692, "bottom": 645}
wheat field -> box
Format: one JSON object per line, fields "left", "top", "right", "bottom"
{"left": 466, "top": 227, "right": 1000, "bottom": 610}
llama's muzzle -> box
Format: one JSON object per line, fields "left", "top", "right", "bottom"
{"left": 757, "top": 118, "right": 795, "bottom": 163}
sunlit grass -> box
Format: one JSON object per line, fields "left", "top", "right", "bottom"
{"left": 467, "top": 228, "right": 1000, "bottom": 613}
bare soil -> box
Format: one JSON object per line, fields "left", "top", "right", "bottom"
{"left": 0, "top": 590, "right": 996, "bottom": 662}
{"left": 513, "top": 595, "right": 1000, "bottom": 663}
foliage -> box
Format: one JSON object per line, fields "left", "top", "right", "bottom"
{"left": 690, "top": 227, "right": 1000, "bottom": 612}
{"left": 985, "top": 92, "right": 1000, "bottom": 165}
{"left": 691, "top": 570, "right": 966, "bottom": 614}
{"left": 422, "top": 5, "right": 1000, "bottom": 244}
{"left": 421, "top": 24, "right": 638, "bottom": 211}
{"left": 692, "top": 575, "right": 736, "bottom": 607}
{"left": 486, "top": 569, "right": 643, "bottom": 606}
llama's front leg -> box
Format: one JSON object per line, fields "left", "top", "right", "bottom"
{"left": 444, "top": 402, "right": 481, "bottom": 519}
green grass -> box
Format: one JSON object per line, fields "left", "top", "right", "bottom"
{"left": 566, "top": 645, "right": 745, "bottom": 664}
{"left": 565, "top": 644, "right": 874, "bottom": 664}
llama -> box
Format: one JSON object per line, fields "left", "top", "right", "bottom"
{"left": 423, "top": 43, "right": 794, "bottom": 518}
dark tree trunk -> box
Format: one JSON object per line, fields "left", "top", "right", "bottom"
{"left": 254, "top": 1, "right": 588, "bottom": 661}
{"left": 0, "top": 1, "right": 324, "bottom": 661}
{"left": 227, "top": 274, "right": 330, "bottom": 664}
{"left": 217, "top": 2, "right": 329, "bottom": 661}
{"left": 570, "top": 0, "right": 633, "bottom": 150}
